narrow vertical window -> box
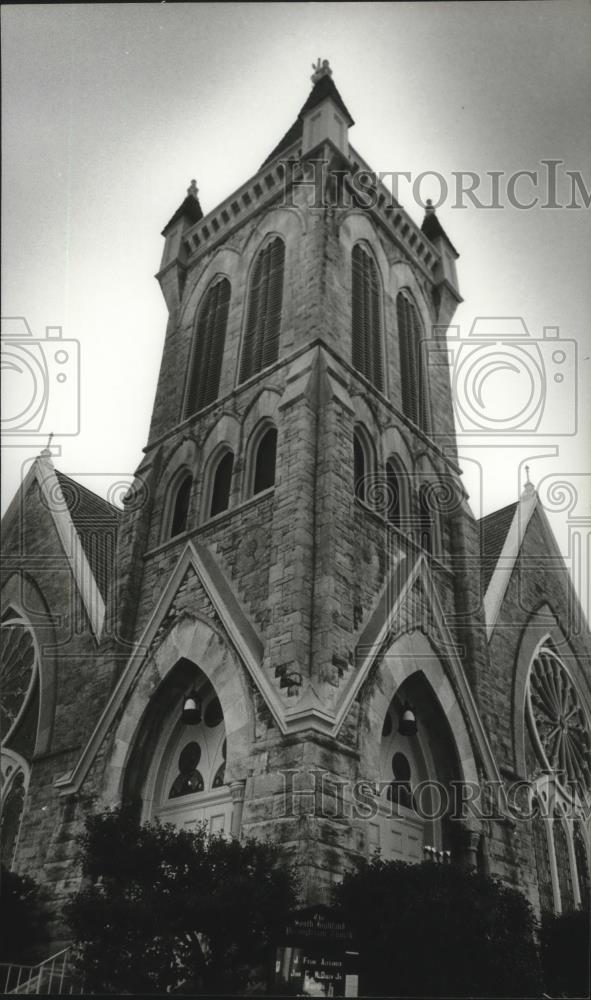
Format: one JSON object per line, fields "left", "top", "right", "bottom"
{"left": 418, "top": 485, "right": 433, "bottom": 554}
{"left": 185, "top": 278, "right": 231, "bottom": 417}
{"left": 354, "top": 430, "right": 366, "bottom": 502}
{"left": 210, "top": 452, "right": 234, "bottom": 518}
{"left": 253, "top": 427, "right": 277, "bottom": 495}
{"left": 171, "top": 474, "right": 192, "bottom": 537}
{"left": 385, "top": 460, "right": 402, "bottom": 527}
{"left": 240, "top": 238, "right": 285, "bottom": 383}
{"left": 532, "top": 808, "right": 555, "bottom": 914}
{"left": 352, "top": 244, "right": 384, "bottom": 392}
{"left": 397, "top": 292, "right": 427, "bottom": 429}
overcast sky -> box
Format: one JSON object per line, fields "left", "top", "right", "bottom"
{"left": 2, "top": 2, "right": 590, "bottom": 595}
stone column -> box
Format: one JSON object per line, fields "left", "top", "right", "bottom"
{"left": 230, "top": 779, "right": 246, "bottom": 838}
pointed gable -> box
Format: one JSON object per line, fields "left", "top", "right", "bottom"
{"left": 261, "top": 66, "right": 354, "bottom": 168}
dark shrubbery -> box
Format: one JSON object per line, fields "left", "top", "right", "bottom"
{"left": 541, "top": 907, "right": 590, "bottom": 998}
{"left": 334, "top": 856, "right": 543, "bottom": 997}
{"left": 0, "top": 865, "right": 50, "bottom": 963}
{"left": 65, "top": 807, "right": 298, "bottom": 994}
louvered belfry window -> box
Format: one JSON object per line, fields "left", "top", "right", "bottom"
{"left": 351, "top": 243, "right": 384, "bottom": 392}
{"left": 397, "top": 292, "right": 427, "bottom": 429}
{"left": 170, "top": 474, "right": 192, "bottom": 537}
{"left": 239, "top": 238, "right": 285, "bottom": 383}
{"left": 184, "top": 278, "right": 231, "bottom": 418}
{"left": 210, "top": 451, "right": 234, "bottom": 518}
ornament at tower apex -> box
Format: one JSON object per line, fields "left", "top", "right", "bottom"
{"left": 187, "top": 179, "right": 199, "bottom": 199}
{"left": 311, "top": 58, "right": 332, "bottom": 83}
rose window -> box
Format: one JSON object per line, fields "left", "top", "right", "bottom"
{"left": 1, "top": 613, "right": 37, "bottom": 741}
{"left": 527, "top": 646, "right": 591, "bottom": 796}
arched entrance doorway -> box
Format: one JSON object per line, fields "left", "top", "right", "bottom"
{"left": 121, "top": 657, "right": 236, "bottom": 837}
{"left": 144, "top": 678, "right": 232, "bottom": 835}
{"left": 369, "top": 670, "right": 469, "bottom": 865}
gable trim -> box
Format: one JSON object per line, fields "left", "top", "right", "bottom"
{"left": 484, "top": 489, "right": 538, "bottom": 640}
{"left": 333, "top": 553, "right": 503, "bottom": 783}
{"left": 55, "top": 540, "right": 285, "bottom": 795}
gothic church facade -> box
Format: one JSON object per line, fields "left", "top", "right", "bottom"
{"left": 2, "top": 62, "right": 590, "bottom": 946}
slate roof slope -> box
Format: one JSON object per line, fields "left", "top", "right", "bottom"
{"left": 55, "top": 472, "right": 121, "bottom": 601}
{"left": 479, "top": 501, "right": 518, "bottom": 591}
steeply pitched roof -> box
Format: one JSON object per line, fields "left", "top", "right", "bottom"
{"left": 479, "top": 501, "right": 518, "bottom": 591}
{"left": 55, "top": 472, "right": 120, "bottom": 601}
{"left": 261, "top": 72, "right": 354, "bottom": 169}
{"left": 421, "top": 206, "right": 459, "bottom": 256}
{"left": 161, "top": 193, "right": 204, "bottom": 235}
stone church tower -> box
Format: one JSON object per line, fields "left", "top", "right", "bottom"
{"left": 2, "top": 61, "right": 590, "bottom": 946}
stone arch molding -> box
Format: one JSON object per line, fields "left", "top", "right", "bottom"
{"left": 359, "top": 630, "right": 480, "bottom": 790}
{"left": 101, "top": 615, "right": 255, "bottom": 808}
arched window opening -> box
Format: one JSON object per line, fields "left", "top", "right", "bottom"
{"left": 209, "top": 451, "right": 234, "bottom": 518}
{"left": 526, "top": 651, "right": 591, "bottom": 913}
{"left": 418, "top": 485, "right": 433, "bottom": 554}
{"left": 397, "top": 292, "right": 427, "bottom": 430}
{"left": 351, "top": 243, "right": 384, "bottom": 392}
{"left": 239, "top": 237, "right": 285, "bottom": 383}
{"left": 388, "top": 751, "right": 413, "bottom": 809}
{"left": 376, "top": 681, "right": 460, "bottom": 866}
{"left": 532, "top": 807, "right": 555, "bottom": 914}
{"left": 170, "top": 474, "right": 192, "bottom": 537}
{"left": 353, "top": 432, "right": 366, "bottom": 502}
{"left": 184, "top": 278, "right": 231, "bottom": 417}
{"left": 385, "top": 460, "right": 402, "bottom": 528}
{"left": 253, "top": 427, "right": 277, "bottom": 495}
{"left": 1, "top": 613, "right": 37, "bottom": 744}
{"left": 147, "top": 683, "right": 232, "bottom": 837}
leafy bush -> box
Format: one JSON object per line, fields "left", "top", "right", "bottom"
{"left": 334, "top": 857, "right": 543, "bottom": 997}
{"left": 541, "top": 908, "right": 590, "bottom": 998}
{"left": 65, "top": 807, "right": 298, "bottom": 994}
{"left": 0, "top": 865, "right": 50, "bottom": 963}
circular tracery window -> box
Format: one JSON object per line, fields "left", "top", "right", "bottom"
{"left": 0, "top": 613, "right": 37, "bottom": 743}
{"left": 527, "top": 646, "right": 591, "bottom": 796}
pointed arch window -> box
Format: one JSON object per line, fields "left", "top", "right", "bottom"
{"left": 209, "top": 451, "right": 234, "bottom": 518}
{"left": 253, "top": 427, "right": 277, "bottom": 495}
{"left": 170, "top": 474, "right": 192, "bottom": 537}
{"left": 385, "top": 460, "right": 402, "bottom": 528}
{"left": 418, "top": 484, "right": 434, "bottom": 554}
{"left": 147, "top": 682, "right": 233, "bottom": 837}
{"left": 532, "top": 809, "right": 555, "bottom": 914}
{"left": 184, "top": 278, "right": 231, "bottom": 417}
{"left": 239, "top": 237, "right": 285, "bottom": 383}
{"left": 354, "top": 429, "right": 368, "bottom": 503}
{"left": 397, "top": 291, "right": 427, "bottom": 430}
{"left": 351, "top": 243, "right": 384, "bottom": 392}
{"left": 553, "top": 814, "right": 575, "bottom": 912}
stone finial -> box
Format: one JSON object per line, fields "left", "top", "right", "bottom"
{"left": 311, "top": 58, "right": 332, "bottom": 83}
{"left": 425, "top": 198, "right": 436, "bottom": 214}
{"left": 40, "top": 432, "right": 54, "bottom": 458}
{"left": 187, "top": 179, "right": 199, "bottom": 199}
{"left": 521, "top": 464, "right": 536, "bottom": 498}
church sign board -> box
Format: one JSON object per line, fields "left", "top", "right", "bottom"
{"left": 274, "top": 905, "right": 359, "bottom": 997}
